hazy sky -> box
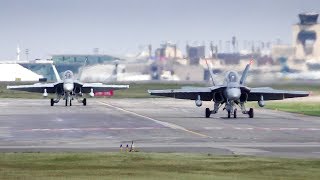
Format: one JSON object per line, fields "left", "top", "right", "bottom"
{"left": 0, "top": 0, "right": 319, "bottom": 60}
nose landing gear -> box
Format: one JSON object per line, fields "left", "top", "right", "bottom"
{"left": 65, "top": 96, "right": 72, "bottom": 106}
{"left": 227, "top": 109, "right": 237, "bottom": 118}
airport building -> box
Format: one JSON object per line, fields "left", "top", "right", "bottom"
{"left": 293, "top": 13, "right": 320, "bottom": 60}
{"left": 52, "top": 54, "right": 117, "bottom": 65}
{"left": 51, "top": 54, "right": 119, "bottom": 80}
{"left": 271, "top": 13, "right": 320, "bottom": 72}
{"left": 0, "top": 63, "right": 43, "bottom": 81}
{"left": 186, "top": 45, "right": 205, "bottom": 65}
{"left": 154, "top": 42, "right": 183, "bottom": 60}
{"left": 0, "top": 54, "right": 120, "bottom": 82}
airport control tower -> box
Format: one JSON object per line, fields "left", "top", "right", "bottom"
{"left": 292, "top": 13, "right": 320, "bottom": 60}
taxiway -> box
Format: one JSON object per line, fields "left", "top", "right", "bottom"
{"left": 0, "top": 98, "right": 319, "bottom": 158}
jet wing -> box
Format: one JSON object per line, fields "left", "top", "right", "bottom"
{"left": 81, "top": 83, "right": 129, "bottom": 93}
{"left": 148, "top": 86, "right": 225, "bottom": 101}
{"left": 247, "top": 87, "right": 309, "bottom": 101}
{"left": 7, "top": 82, "right": 60, "bottom": 93}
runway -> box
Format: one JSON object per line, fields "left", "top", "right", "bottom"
{"left": 0, "top": 98, "right": 320, "bottom": 158}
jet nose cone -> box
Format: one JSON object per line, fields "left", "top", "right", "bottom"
{"left": 227, "top": 88, "right": 241, "bottom": 100}
{"left": 64, "top": 83, "right": 74, "bottom": 92}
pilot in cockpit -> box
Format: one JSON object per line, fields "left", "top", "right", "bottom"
{"left": 228, "top": 73, "right": 237, "bottom": 82}
{"left": 64, "top": 71, "right": 73, "bottom": 79}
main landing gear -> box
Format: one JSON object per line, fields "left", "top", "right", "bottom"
{"left": 248, "top": 108, "right": 254, "bottom": 118}
{"left": 50, "top": 96, "right": 87, "bottom": 106}
{"left": 205, "top": 108, "right": 211, "bottom": 118}
{"left": 50, "top": 96, "right": 61, "bottom": 106}
{"left": 205, "top": 106, "right": 254, "bottom": 118}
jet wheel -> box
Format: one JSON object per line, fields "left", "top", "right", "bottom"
{"left": 248, "top": 108, "right": 254, "bottom": 118}
{"left": 234, "top": 109, "right": 237, "bottom": 118}
{"left": 205, "top": 108, "right": 211, "bottom": 118}
{"left": 65, "top": 99, "right": 68, "bottom": 106}
{"left": 83, "top": 98, "right": 87, "bottom": 106}
{"left": 50, "top": 99, "right": 54, "bottom": 106}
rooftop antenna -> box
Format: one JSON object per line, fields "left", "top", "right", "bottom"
{"left": 25, "top": 49, "right": 29, "bottom": 61}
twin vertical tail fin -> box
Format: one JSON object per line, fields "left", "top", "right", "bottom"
{"left": 205, "top": 59, "right": 216, "bottom": 86}
{"left": 51, "top": 64, "right": 61, "bottom": 82}
{"left": 240, "top": 58, "right": 253, "bottom": 85}
{"left": 78, "top": 57, "right": 88, "bottom": 80}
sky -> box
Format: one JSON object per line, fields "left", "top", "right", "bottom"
{"left": 0, "top": 0, "right": 319, "bottom": 60}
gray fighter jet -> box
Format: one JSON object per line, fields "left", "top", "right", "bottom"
{"left": 7, "top": 64, "right": 129, "bottom": 106}
{"left": 148, "top": 60, "right": 309, "bottom": 118}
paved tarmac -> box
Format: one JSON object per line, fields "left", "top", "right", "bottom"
{"left": 0, "top": 98, "right": 320, "bottom": 158}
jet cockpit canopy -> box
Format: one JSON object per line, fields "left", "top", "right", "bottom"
{"left": 225, "top": 71, "right": 239, "bottom": 83}
{"left": 63, "top": 70, "right": 74, "bottom": 80}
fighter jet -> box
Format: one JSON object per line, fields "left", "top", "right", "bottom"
{"left": 7, "top": 64, "right": 129, "bottom": 106}
{"left": 148, "top": 59, "right": 309, "bottom": 118}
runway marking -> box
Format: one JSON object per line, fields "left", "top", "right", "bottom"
{"left": 278, "top": 128, "right": 299, "bottom": 131}
{"left": 19, "top": 127, "right": 165, "bottom": 132}
{"left": 55, "top": 118, "right": 64, "bottom": 122}
{"left": 204, "top": 127, "right": 320, "bottom": 131}
{"left": 98, "top": 101, "right": 211, "bottom": 138}
{"left": 306, "top": 128, "right": 320, "bottom": 131}
{"left": 203, "top": 127, "right": 224, "bottom": 130}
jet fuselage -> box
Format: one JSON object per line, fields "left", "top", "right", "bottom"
{"left": 223, "top": 71, "right": 241, "bottom": 102}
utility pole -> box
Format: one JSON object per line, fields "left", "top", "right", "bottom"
{"left": 210, "top": 41, "right": 214, "bottom": 59}
{"left": 148, "top": 44, "right": 152, "bottom": 59}
{"left": 16, "top": 44, "right": 20, "bottom": 62}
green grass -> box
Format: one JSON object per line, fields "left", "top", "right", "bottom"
{"left": 0, "top": 152, "right": 320, "bottom": 179}
{"left": 260, "top": 102, "right": 320, "bottom": 116}
{"left": 249, "top": 83, "right": 320, "bottom": 95}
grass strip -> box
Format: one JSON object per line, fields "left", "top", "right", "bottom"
{"left": 0, "top": 152, "right": 320, "bottom": 180}
{"left": 262, "top": 102, "right": 320, "bottom": 116}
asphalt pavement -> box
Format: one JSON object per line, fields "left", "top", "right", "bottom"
{"left": 0, "top": 98, "right": 319, "bottom": 158}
